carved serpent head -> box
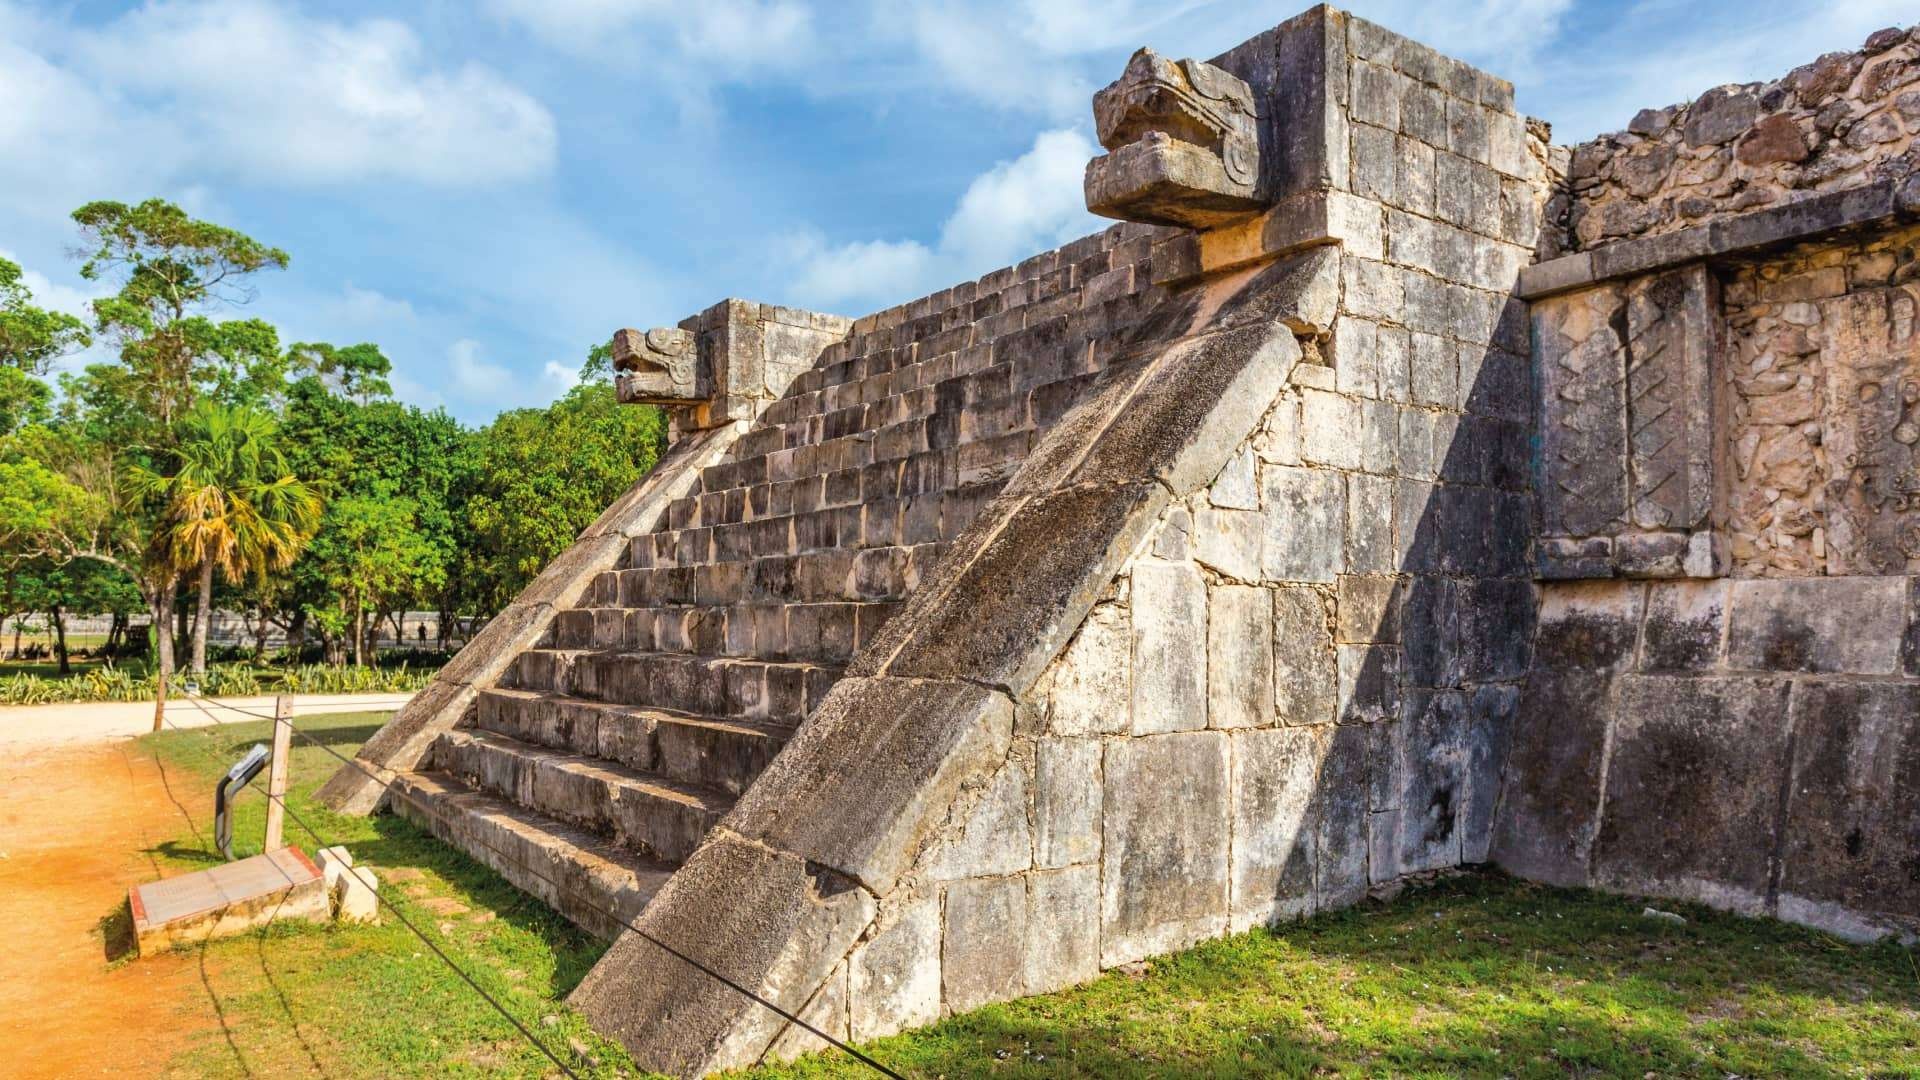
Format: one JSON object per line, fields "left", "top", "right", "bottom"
{"left": 610, "top": 326, "right": 704, "bottom": 405}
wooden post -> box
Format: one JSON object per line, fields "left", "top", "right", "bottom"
{"left": 151, "top": 668, "right": 167, "bottom": 733}
{"left": 264, "top": 694, "right": 293, "bottom": 852}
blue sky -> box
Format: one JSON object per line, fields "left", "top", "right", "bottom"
{"left": 1, "top": 0, "right": 1910, "bottom": 424}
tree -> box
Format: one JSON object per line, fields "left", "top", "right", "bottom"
{"left": 72, "top": 199, "right": 289, "bottom": 427}
{"left": 307, "top": 493, "right": 443, "bottom": 666}
{"left": 59, "top": 199, "right": 289, "bottom": 678}
{"left": 287, "top": 341, "right": 393, "bottom": 404}
{"left": 132, "top": 401, "right": 322, "bottom": 674}
{"left": 459, "top": 349, "right": 665, "bottom": 614}
{"left": 0, "top": 257, "right": 91, "bottom": 373}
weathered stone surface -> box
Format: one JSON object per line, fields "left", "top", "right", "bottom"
{"left": 1530, "top": 581, "right": 1644, "bottom": 673}
{"left": 943, "top": 875, "right": 1028, "bottom": 1012}
{"left": 1369, "top": 689, "right": 1468, "bottom": 878}
{"left": 1778, "top": 682, "right": 1920, "bottom": 940}
{"left": 1641, "top": 580, "right": 1727, "bottom": 671}
{"left": 1131, "top": 560, "right": 1210, "bottom": 734}
{"left": 1261, "top": 464, "right": 1345, "bottom": 582}
{"left": 848, "top": 896, "right": 941, "bottom": 1041}
{"left": 1592, "top": 676, "right": 1794, "bottom": 915}
{"left": 1534, "top": 285, "right": 1628, "bottom": 538}
{"left": 1208, "top": 584, "right": 1274, "bottom": 729}
{"left": 874, "top": 480, "right": 1168, "bottom": 692}
{"left": 571, "top": 833, "right": 875, "bottom": 1076}
{"left": 1490, "top": 670, "right": 1614, "bottom": 887}
{"left": 1229, "top": 726, "right": 1322, "bottom": 929}
{"left": 1101, "top": 732, "right": 1230, "bottom": 966}
{"left": 924, "top": 755, "right": 1032, "bottom": 881}
{"left": 1725, "top": 577, "right": 1905, "bottom": 674}
{"left": 1033, "top": 738, "right": 1102, "bottom": 869}
{"left": 1623, "top": 266, "right": 1718, "bottom": 532}
{"left": 1814, "top": 287, "right": 1920, "bottom": 576}
{"left": 1023, "top": 865, "right": 1101, "bottom": 993}
{"left": 1047, "top": 602, "right": 1131, "bottom": 736}
{"left": 728, "top": 678, "right": 1014, "bottom": 893}
{"left": 1272, "top": 585, "right": 1337, "bottom": 725}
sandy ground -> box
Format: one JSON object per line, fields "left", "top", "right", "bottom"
{"left": 0, "top": 692, "right": 414, "bottom": 748}
{"left": 0, "top": 738, "right": 223, "bottom": 1077}
{"left": 0, "top": 696, "right": 407, "bottom": 1077}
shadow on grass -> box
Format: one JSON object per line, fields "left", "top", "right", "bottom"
{"left": 97, "top": 899, "right": 137, "bottom": 963}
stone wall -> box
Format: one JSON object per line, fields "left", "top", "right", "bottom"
{"left": 1500, "top": 23, "right": 1920, "bottom": 946}
{"left": 1562, "top": 24, "right": 1919, "bottom": 252}
{"left": 1494, "top": 578, "right": 1919, "bottom": 942}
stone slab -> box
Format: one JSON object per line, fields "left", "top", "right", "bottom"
{"left": 132, "top": 847, "right": 330, "bottom": 956}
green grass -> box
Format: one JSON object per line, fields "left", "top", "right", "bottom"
{"left": 135, "top": 716, "right": 1920, "bottom": 1079}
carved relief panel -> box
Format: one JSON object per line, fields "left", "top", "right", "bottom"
{"left": 1818, "top": 285, "right": 1920, "bottom": 574}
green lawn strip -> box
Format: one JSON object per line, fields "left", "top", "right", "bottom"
{"left": 135, "top": 716, "right": 1920, "bottom": 1079}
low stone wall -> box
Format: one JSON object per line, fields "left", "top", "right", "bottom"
{"left": 1562, "top": 24, "right": 1919, "bottom": 251}
{"left": 1495, "top": 577, "right": 1919, "bottom": 942}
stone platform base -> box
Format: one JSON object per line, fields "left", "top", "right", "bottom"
{"left": 129, "top": 847, "right": 330, "bottom": 956}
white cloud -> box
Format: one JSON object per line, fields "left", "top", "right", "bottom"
{"left": 783, "top": 127, "right": 1100, "bottom": 312}
{"left": 447, "top": 339, "right": 513, "bottom": 402}
{"left": 485, "top": 0, "right": 814, "bottom": 73}
{"left": 542, "top": 360, "right": 583, "bottom": 394}
{"left": 0, "top": 0, "right": 555, "bottom": 198}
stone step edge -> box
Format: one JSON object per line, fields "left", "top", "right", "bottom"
{"left": 388, "top": 770, "right": 676, "bottom": 941}
{"left": 474, "top": 685, "right": 799, "bottom": 740}
{"left": 435, "top": 728, "right": 739, "bottom": 814}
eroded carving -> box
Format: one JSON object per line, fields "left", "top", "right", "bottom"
{"left": 1624, "top": 267, "right": 1717, "bottom": 532}
{"left": 1534, "top": 284, "right": 1629, "bottom": 539}
{"left": 1819, "top": 285, "right": 1920, "bottom": 574}
{"left": 1084, "top": 48, "right": 1264, "bottom": 229}
{"left": 611, "top": 326, "right": 703, "bottom": 405}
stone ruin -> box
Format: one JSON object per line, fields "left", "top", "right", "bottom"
{"left": 319, "top": 7, "right": 1920, "bottom": 1074}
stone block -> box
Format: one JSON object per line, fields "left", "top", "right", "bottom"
{"left": 1778, "top": 682, "right": 1920, "bottom": 940}
{"left": 1337, "top": 643, "right": 1400, "bottom": 723}
{"left": 943, "top": 875, "right": 1028, "bottom": 1012}
{"left": 1460, "top": 684, "right": 1518, "bottom": 863}
{"left": 1211, "top": 446, "right": 1260, "bottom": 509}
{"left": 1592, "top": 676, "right": 1794, "bottom": 915}
{"left": 1314, "top": 722, "right": 1371, "bottom": 908}
{"left": 1048, "top": 601, "right": 1132, "bottom": 736}
{"left": 1533, "top": 284, "right": 1628, "bottom": 538}
{"left": 925, "top": 755, "right": 1032, "bottom": 880}
{"left": 1300, "top": 389, "right": 1363, "bottom": 470}
{"left": 1725, "top": 577, "right": 1905, "bottom": 675}
{"left": 849, "top": 896, "right": 941, "bottom": 1041}
{"left": 1023, "top": 866, "right": 1101, "bottom": 994}
{"left": 1208, "top": 584, "right": 1274, "bottom": 729}
{"left": 1641, "top": 580, "right": 1727, "bottom": 671}
{"left": 1033, "top": 738, "right": 1102, "bottom": 869}
{"left": 1336, "top": 574, "right": 1402, "bottom": 643}
{"left": 1192, "top": 506, "right": 1264, "bottom": 581}
{"left": 334, "top": 866, "right": 379, "bottom": 924}
{"left": 1101, "top": 732, "right": 1230, "bottom": 966}
{"left": 1490, "top": 670, "right": 1614, "bottom": 887}
{"left": 1531, "top": 581, "right": 1644, "bottom": 673}
{"left": 1261, "top": 464, "right": 1345, "bottom": 583}
{"left": 1369, "top": 689, "right": 1468, "bottom": 878}
{"left": 1131, "top": 560, "right": 1210, "bottom": 734}
{"left": 1272, "top": 586, "right": 1337, "bottom": 726}
{"left": 1229, "top": 726, "right": 1323, "bottom": 929}
{"left": 1345, "top": 473, "right": 1395, "bottom": 573}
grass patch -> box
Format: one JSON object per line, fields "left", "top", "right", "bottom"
{"left": 137, "top": 717, "right": 1920, "bottom": 1079}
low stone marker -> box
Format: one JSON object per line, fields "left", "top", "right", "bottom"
{"left": 129, "top": 847, "right": 329, "bottom": 956}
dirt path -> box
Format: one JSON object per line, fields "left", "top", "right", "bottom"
{"left": 0, "top": 738, "right": 225, "bottom": 1077}
{"left": 0, "top": 692, "right": 415, "bottom": 748}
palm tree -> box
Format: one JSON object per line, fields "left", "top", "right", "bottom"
{"left": 133, "top": 401, "right": 323, "bottom": 674}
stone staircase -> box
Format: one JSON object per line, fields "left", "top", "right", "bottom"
{"left": 386, "top": 223, "right": 1170, "bottom": 939}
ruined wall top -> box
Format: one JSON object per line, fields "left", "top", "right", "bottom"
{"left": 1560, "top": 24, "right": 1920, "bottom": 254}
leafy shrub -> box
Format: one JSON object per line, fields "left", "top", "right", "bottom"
{"left": 0, "top": 662, "right": 435, "bottom": 704}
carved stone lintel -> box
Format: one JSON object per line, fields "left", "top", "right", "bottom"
{"left": 1085, "top": 48, "right": 1266, "bottom": 230}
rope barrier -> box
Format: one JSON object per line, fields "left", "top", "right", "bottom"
{"left": 169, "top": 692, "right": 907, "bottom": 1079}
{"left": 162, "top": 695, "right": 583, "bottom": 1079}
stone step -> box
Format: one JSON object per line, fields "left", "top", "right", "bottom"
{"left": 430, "top": 729, "right": 733, "bottom": 864}
{"left": 552, "top": 600, "right": 901, "bottom": 664}
{"left": 504, "top": 648, "right": 839, "bottom": 723}
{"left": 387, "top": 770, "right": 674, "bottom": 940}
{"left": 590, "top": 546, "right": 942, "bottom": 608}
{"left": 631, "top": 484, "right": 1001, "bottom": 570}
{"left": 473, "top": 687, "right": 791, "bottom": 796}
